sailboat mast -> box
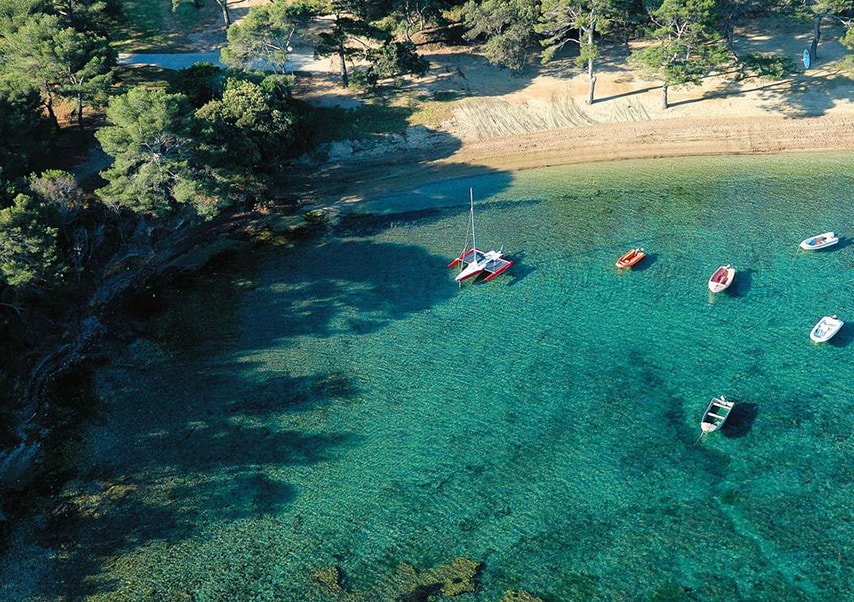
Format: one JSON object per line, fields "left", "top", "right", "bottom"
{"left": 469, "top": 188, "right": 476, "bottom": 251}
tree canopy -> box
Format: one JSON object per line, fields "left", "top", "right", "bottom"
{"left": 95, "top": 87, "right": 205, "bottom": 216}
{"left": 1, "top": 12, "right": 114, "bottom": 131}
{"left": 539, "top": 0, "right": 616, "bottom": 103}
{"left": 631, "top": 0, "right": 728, "bottom": 108}
{"left": 0, "top": 193, "right": 64, "bottom": 290}
{"left": 462, "top": 0, "right": 542, "bottom": 71}
{"left": 221, "top": 0, "right": 307, "bottom": 74}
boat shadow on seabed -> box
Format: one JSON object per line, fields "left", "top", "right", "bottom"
{"left": 501, "top": 251, "right": 534, "bottom": 287}
{"left": 720, "top": 402, "right": 758, "bottom": 439}
{"left": 727, "top": 268, "right": 755, "bottom": 299}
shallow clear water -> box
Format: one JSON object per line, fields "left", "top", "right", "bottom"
{"left": 3, "top": 153, "right": 853, "bottom": 601}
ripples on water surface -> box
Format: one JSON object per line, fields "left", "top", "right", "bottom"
{"left": 1, "top": 154, "right": 852, "bottom": 601}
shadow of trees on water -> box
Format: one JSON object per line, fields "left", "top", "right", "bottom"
{"left": 29, "top": 359, "right": 362, "bottom": 598}
{"left": 13, "top": 168, "right": 525, "bottom": 598}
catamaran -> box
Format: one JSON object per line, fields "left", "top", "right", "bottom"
{"left": 448, "top": 190, "right": 513, "bottom": 282}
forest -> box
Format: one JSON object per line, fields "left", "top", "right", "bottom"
{"left": 0, "top": 0, "right": 852, "bottom": 484}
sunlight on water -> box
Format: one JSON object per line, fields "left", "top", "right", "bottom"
{"left": 2, "top": 153, "right": 851, "bottom": 601}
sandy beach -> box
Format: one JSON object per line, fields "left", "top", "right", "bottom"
{"left": 291, "top": 16, "right": 854, "bottom": 206}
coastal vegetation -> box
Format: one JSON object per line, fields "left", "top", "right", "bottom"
{"left": 0, "top": 0, "right": 853, "bottom": 536}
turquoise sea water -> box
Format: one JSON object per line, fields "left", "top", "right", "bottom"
{"left": 2, "top": 153, "right": 852, "bottom": 601}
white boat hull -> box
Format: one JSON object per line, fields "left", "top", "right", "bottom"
{"left": 800, "top": 231, "right": 839, "bottom": 250}
{"left": 810, "top": 315, "right": 843, "bottom": 343}
{"left": 455, "top": 259, "right": 486, "bottom": 281}
{"left": 708, "top": 265, "right": 735, "bottom": 293}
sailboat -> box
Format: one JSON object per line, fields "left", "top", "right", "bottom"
{"left": 448, "top": 189, "right": 513, "bottom": 282}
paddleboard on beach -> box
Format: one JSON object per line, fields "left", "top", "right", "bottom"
{"left": 803, "top": 48, "right": 812, "bottom": 69}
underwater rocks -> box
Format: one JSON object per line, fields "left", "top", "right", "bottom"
{"left": 396, "top": 556, "right": 482, "bottom": 597}
{"left": 501, "top": 591, "right": 545, "bottom": 602}
{"left": 310, "top": 565, "right": 346, "bottom": 597}
{"left": 310, "top": 556, "right": 483, "bottom": 600}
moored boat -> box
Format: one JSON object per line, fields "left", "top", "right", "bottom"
{"left": 799, "top": 231, "right": 839, "bottom": 250}
{"left": 701, "top": 395, "right": 734, "bottom": 434}
{"left": 449, "top": 189, "right": 513, "bottom": 283}
{"left": 810, "top": 315, "right": 843, "bottom": 343}
{"left": 615, "top": 248, "right": 646, "bottom": 268}
{"left": 708, "top": 264, "right": 735, "bottom": 293}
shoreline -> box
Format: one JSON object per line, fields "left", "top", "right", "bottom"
{"left": 441, "top": 114, "right": 854, "bottom": 172}
{"left": 297, "top": 113, "right": 854, "bottom": 208}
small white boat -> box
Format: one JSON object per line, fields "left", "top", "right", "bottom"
{"left": 700, "top": 395, "right": 734, "bottom": 434}
{"left": 708, "top": 264, "right": 735, "bottom": 293}
{"left": 810, "top": 315, "right": 843, "bottom": 343}
{"left": 799, "top": 231, "right": 839, "bottom": 250}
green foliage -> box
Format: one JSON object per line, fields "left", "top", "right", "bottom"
{"left": 811, "top": 0, "right": 854, "bottom": 18}
{"left": 197, "top": 76, "right": 299, "bottom": 167}
{"left": 631, "top": 0, "right": 727, "bottom": 104}
{"left": 0, "top": 12, "right": 115, "bottom": 131}
{"left": 221, "top": 0, "right": 309, "bottom": 74}
{"left": 539, "top": 0, "right": 614, "bottom": 63}
{"left": 462, "top": 0, "right": 542, "bottom": 71}
{"left": 739, "top": 52, "right": 795, "bottom": 79}
{"left": 28, "top": 170, "right": 86, "bottom": 215}
{"left": 95, "top": 86, "right": 208, "bottom": 216}
{"left": 311, "top": 1, "right": 392, "bottom": 87}
{"left": 97, "top": 73, "right": 307, "bottom": 218}
{"left": 168, "top": 63, "right": 226, "bottom": 108}
{"left": 0, "top": 85, "right": 49, "bottom": 180}
{"left": 0, "top": 194, "right": 64, "bottom": 289}
{"left": 375, "top": 0, "right": 449, "bottom": 41}
{"left": 191, "top": 75, "right": 305, "bottom": 206}
{"left": 357, "top": 40, "right": 429, "bottom": 87}
{"left": 843, "top": 23, "right": 854, "bottom": 53}
{"left": 539, "top": 0, "right": 617, "bottom": 102}
{"left": 51, "top": 0, "right": 116, "bottom": 36}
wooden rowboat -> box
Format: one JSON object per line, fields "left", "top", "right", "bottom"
{"left": 700, "top": 395, "right": 734, "bottom": 434}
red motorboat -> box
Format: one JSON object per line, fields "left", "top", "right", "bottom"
{"left": 615, "top": 248, "right": 646, "bottom": 268}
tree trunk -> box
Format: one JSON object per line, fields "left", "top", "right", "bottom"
{"left": 724, "top": 16, "right": 738, "bottom": 59}
{"left": 811, "top": 15, "right": 821, "bottom": 59}
{"left": 587, "top": 72, "right": 596, "bottom": 105}
{"left": 216, "top": 0, "right": 230, "bottom": 27}
{"left": 338, "top": 42, "right": 348, "bottom": 88}
{"left": 45, "top": 91, "right": 61, "bottom": 133}
{"left": 662, "top": 83, "right": 669, "bottom": 109}
{"left": 586, "top": 28, "right": 596, "bottom": 105}
{"left": 76, "top": 92, "right": 85, "bottom": 132}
